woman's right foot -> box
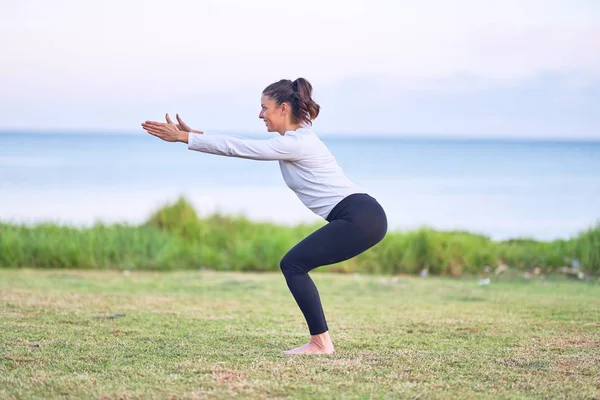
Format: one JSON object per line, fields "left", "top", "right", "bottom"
{"left": 283, "top": 331, "right": 335, "bottom": 355}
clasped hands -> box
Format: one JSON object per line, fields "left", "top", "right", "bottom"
{"left": 141, "top": 113, "right": 203, "bottom": 143}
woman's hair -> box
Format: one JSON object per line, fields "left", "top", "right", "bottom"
{"left": 262, "top": 78, "right": 320, "bottom": 126}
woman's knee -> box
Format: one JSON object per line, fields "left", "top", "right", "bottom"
{"left": 279, "top": 252, "right": 305, "bottom": 277}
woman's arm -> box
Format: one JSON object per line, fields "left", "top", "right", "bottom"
{"left": 141, "top": 118, "right": 302, "bottom": 161}
{"left": 187, "top": 132, "right": 302, "bottom": 161}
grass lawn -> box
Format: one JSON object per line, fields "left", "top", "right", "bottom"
{"left": 1, "top": 268, "right": 599, "bottom": 399}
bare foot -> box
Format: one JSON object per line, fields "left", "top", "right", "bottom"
{"left": 283, "top": 331, "right": 335, "bottom": 355}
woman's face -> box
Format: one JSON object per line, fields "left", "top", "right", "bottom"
{"left": 259, "top": 94, "right": 287, "bottom": 134}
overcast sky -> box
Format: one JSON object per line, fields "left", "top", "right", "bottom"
{"left": 1, "top": 0, "right": 599, "bottom": 138}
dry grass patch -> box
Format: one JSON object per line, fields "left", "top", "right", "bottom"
{"left": 548, "top": 337, "right": 600, "bottom": 349}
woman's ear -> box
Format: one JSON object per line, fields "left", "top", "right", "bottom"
{"left": 281, "top": 102, "right": 291, "bottom": 116}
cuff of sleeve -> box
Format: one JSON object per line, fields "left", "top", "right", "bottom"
{"left": 188, "top": 132, "right": 219, "bottom": 151}
{"left": 188, "top": 132, "right": 203, "bottom": 150}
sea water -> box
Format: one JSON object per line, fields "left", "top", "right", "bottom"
{"left": 1, "top": 131, "right": 599, "bottom": 241}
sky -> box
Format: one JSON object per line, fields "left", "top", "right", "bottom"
{"left": 1, "top": 0, "right": 599, "bottom": 138}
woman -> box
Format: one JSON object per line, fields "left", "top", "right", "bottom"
{"left": 141, "top": 78, "right": 388, "bottom": 355}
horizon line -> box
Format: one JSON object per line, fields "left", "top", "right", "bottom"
{"left": 1, "top": 128, "right": 599, "bottom": 143}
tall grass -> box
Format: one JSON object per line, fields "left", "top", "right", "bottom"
{"left": 1, "top": 196, "right": 598, "bottom": 276}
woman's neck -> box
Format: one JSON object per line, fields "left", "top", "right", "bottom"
{"left": 279, "top": 122, "right": 302, "bottom": 135}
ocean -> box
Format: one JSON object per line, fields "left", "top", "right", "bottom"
{"left": 1, "top": 131, "right": 599, "bottom": 241}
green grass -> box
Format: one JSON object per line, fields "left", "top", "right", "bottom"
{"left": 1, "top": 269, "right": 599, "bottom": 399}
{"left": 1, "top": 196, "right": 599, "bottom": 276}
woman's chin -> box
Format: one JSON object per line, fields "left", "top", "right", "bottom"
{"left": 264, "top": 123, "right": 279, "bottom": 133}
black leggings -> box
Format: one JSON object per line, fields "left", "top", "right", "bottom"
{"left": 280, "top": 193, "right": 388, "bottom": 335}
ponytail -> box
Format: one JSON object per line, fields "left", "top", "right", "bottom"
{"left": 293, "top": 78, "right": 320, "bottom": 123}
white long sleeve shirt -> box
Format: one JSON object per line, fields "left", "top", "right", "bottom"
{"left": 187, "top": 127, "right": 364, "bottom": 219}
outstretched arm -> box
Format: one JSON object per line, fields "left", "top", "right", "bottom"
{"left": 186, "top": 132, "right": 301, "bottom": 161}
{"left": 141, "top": 116, "right": 302, "bottom": 161}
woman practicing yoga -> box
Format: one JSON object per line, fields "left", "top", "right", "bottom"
{"left": 141, "top": 78, "right": 388, "bottom": 355}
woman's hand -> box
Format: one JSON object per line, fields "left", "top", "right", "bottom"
{"left": 166, "top": 113, "right": 202, "bottom": 133}
{"left": 141, "top": 113, "right": 202, "bottom": 143}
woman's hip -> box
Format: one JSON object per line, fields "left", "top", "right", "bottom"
{"left": 326, "top": 193, "right": 387, "bottom": 240}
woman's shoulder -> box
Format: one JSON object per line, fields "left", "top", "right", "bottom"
{"left": 285, "top": 127, "right": 334, "bottom": 157}
{"left": 285, "top": 126, "right": 319, "bottom": 140}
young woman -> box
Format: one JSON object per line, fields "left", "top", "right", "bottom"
{"left": 141, "top": 78, "right": 388, "bottom": 355}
